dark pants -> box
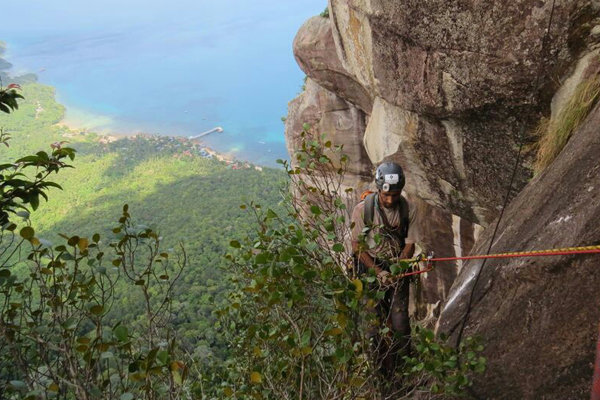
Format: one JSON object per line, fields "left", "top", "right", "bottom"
{"left": 358, "top": 259, "right": 411, "bottom": 380}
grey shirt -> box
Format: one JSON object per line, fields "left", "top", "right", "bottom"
{"left": 351, "top": 195, "right": 416, "bottom": 260}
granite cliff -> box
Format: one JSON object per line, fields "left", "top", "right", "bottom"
{"left": 285, "top": 1, "right": 600, "bottom": 397}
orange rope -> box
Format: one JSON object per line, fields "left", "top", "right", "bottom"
{"left": 393, "top": 245, "right": 600, "bottom": 278}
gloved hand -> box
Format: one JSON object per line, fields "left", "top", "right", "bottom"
{"left": 377, "top": 270, "right": 392, "bottom": 287}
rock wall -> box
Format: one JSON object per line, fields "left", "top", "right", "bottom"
{"left": 437, "top": 99, "right": 600, "bottom": 400}
{"left": 285, "top": 1, "right": 600, "bottom": 394}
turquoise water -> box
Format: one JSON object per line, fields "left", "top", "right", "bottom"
{"left": 2, "top": 0, "right": 325, "bottom": 165}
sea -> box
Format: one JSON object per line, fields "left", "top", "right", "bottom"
{"left": 1, "top": 0, "right": 326, "bottom": 166}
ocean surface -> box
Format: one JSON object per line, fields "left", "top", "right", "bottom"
{"left": 1, "top": 0, "right": 326, "bottom": 166}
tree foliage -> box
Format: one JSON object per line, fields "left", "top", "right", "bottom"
{"left": 0, "top": 84, "right": 73, "bottom": 226}
{"left": 0, "top": 82, "right": 286, "bottom": 367}
{"left": 210, "top": 126, "right": 486, "bottom": 399}
{"left": 0, "top": 83, "right": 24, "bottom": 114}
{"left": 0, "top": 86, "right": 187, "bottom": 399}
{"left": 0, "top": 207, "right": 187, "bottom": 399}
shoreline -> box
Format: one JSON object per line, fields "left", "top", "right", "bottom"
{"left": 56, "top": 115, "right": 284, "bottom": 169}
{"left": 56, "top": 119, "right": 246, "bottom": 167}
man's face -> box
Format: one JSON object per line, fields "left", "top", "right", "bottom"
{"left": 378, "top": 190, "right": 402, "bottom": 209}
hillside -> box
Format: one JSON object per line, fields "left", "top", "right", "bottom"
{"left": 0, "top": 81, "right": 286, "bottom": 361}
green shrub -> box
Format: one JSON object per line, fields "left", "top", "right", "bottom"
{"left": 0, "top": 88, "right": 187, "bottom": 399}
{"left": 0, "top": 207, "right": 187, "bottom": 399}
{"left": 208, "top": 126, "right": 486, "bottom": 399}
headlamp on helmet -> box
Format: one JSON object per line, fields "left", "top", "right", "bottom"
{"left": 375, "top": 162, "right": 405, "bottom": 192}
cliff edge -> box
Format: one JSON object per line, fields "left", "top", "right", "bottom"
{"left": 285, "top": 1, "right": 600, "bottom": 397}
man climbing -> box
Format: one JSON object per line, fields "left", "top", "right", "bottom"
{"left": 351, "top": 161, "right": 416, "bottom": 380}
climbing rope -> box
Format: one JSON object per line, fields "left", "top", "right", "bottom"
{"left": 451, "top": 1, "right": 559, "bottom": 368}
{"left": 403, "top": 244, "right": 600, "bottom": 264}
{"left": 391, "top": 244, "right": 600, "bottom": 279}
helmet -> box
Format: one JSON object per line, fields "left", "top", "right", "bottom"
{"left": 375, "top": 162, "right": 405, "bottom": 192}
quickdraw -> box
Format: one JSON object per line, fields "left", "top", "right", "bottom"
{"left": 392, "top": 252, "right": 435, "bottom": 279}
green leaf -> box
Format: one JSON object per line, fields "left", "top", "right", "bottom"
{"left": 89, "top": 305, "right": 104, "bottom": 315}
{"left": 332, "top": 243, "right": 344, "bottom": 252}
{"left": 310, "top": 205, "right": 321, "bottom": 215}
{"left": 9, "top": 380, "right": 27, "bottom": 390}
{"left": 114, "top": 325, "right": 128, "bottom": 342}
{"left": 120, "top": 393, "right": 134, "bottom": 400}
{"left": 29, "top": 194, "right": 39, "bottom": 211}
{"left": 265, "top": 209, "right": 278, "bottom": 219}
{"left": 20, "top": 226, "right": 35, "bottom": 240}
{"left": 255, "top": 253, "right": 268, "bottom": 264}
{"left": 16, "top": 210, "right": 30, "bottom": 219}
{"left": 157, "top": 350, "right": 169, "bottom": 365}
{"left": 230, "top": 240, "right": 241, "bottom": 248}
{"left": 62, "top": 317, "right": 78, "bottom": 330}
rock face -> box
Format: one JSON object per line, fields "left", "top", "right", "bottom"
{"left": 285, "top": 77, "right": 372, "bottom": 184}
{"left": 437, "top": 101, "right": 600, "bottom": 399}
{"left": 286, "top": 2, "right": 600, "bottom": 395}
{"left": 294, "top": 16, "right": 372, "bottom": 114}
{"left": 328, "top": 0, "right": 594, "bottom": 115}
{"left": 327, "top": 0, "right": 600, "bottom": 225}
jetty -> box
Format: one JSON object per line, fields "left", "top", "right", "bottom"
{"left": 189, "top": 126, "right": 223, "bottom": 140}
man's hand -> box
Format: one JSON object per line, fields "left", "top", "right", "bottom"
{"left": 400, "top": 242, "right": 416, "bottom": 260}
{"left": 377, "top": 270, "right": 392, "bottom": 287}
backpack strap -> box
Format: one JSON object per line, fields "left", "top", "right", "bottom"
{"left": 363, "top": 192, "right": 377, "bottom": 230}
{"left": 398, "top": 195, "right": 410, "bottom": 240}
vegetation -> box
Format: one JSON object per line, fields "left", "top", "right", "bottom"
{"left": 320, "top": 7, "right": 330, "bottom": 18}
{"left": 0, "top": 81, "right": 286, "bottom": 397}
{"left": 0, "top": 77, "right": 485, "bottom": 398}
{"left": 535, "top": 72, "right": 600, "bottom": 172}
{"left": 0, "top": 83, "right": 194, "bottom": 399}
{"left": 207, "top": 126, "right": 486, "bottom": 399}
{"left": 1, "top": 210, "right": 187, "bottom": 399}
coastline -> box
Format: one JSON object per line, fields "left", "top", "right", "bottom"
{"left": 56, "top": 117, "right": 253, "bottom": 168}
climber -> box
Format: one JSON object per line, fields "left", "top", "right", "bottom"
{"left": 351, "top": 161, "right": 416, "bottom": 380}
